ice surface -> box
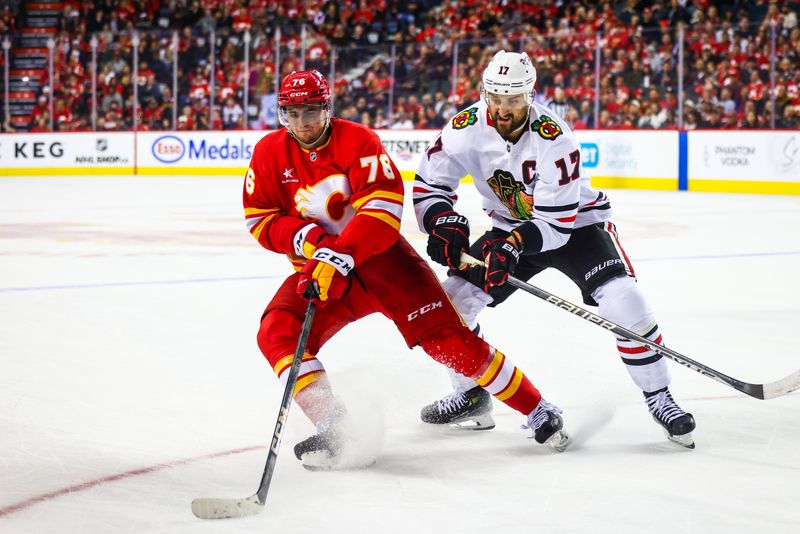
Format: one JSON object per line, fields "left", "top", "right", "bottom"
{"left": 1, "top": 176, "right": 799, "bottom": 534}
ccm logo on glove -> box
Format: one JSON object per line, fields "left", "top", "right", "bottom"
{"left": 312, "top": 249, "right": 354, "bottom": 274}
{"left": 297, "top": 247, "right": 354, "bottom": 302}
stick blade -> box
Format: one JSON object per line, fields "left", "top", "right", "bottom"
{"left": 191, "top": 494, "right": 264, "bottom": 519}
{"left": 761, "top": 368, "right": 800, "bottom": 400}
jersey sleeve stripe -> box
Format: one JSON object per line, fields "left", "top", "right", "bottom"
{"left": 534, "top": 201, "right": 580, "bottom": 213}
{"left": 413, "top": 185, "right": 458, "bottom": 199}
{"left": 414, "top": 176, "right": 454, "bottom": 192}
{"left": 352, "top": 190, "right": 404, "bottom": 210}
{"left": 245, "top": 216, "right": 265, "bottom": 231}
{"left": 545, "top": 222, "right": 573, "bottom": 235}
{"left": 251, "top": 214, "right": 276, "bottom": 241}
{"left": 359, "top": 210, "right": 401, "bottom": 230}
{"left": 359, "top": 199, "right": 403, "bottom": 219}
{"left": 412, "top": 192, "right": 456, "bottom": 205}
{"left": 245, "top": 207, "right": 279, "bottom": 217}
{"left": 578, "top": 203, "right": 611, "bottom": 213}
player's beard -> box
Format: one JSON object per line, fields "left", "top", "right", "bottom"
{"left": 492, "top": 108, "right": 529, "bottom": 140}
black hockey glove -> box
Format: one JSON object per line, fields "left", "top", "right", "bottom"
{"left": 482, "top": 231, "right": 522, "bottom": 293}
{"left": 425, "top": 211, "right": 470, "bottom": 270}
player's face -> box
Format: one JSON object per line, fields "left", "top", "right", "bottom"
{"left": 486, "top": 92, "right": 529, "bottom": 139}
{"left": 284, "top": 104, "right": 327, "bottom": 145}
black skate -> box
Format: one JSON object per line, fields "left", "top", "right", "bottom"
{"left": 525, "top": 399, "right": 570, "bottom": 452}
{"left": 294, "top": 406, "right": 347, "bottom": 471}
{"left": 294, "top": 428, "right": 343, "bottom": 471}
{"left": 420, "top": 386, "right": 495, "bottom": 430}
{"left": 644, "top": 387, "right": 696, "bottom": 449}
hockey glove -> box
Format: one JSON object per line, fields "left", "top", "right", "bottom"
{"left": 482, "top": 231, "right": 522, "bottom": 293}
{"left": 426, "top": 211, "right": 470, "bottom": 270}
{"left": 293, "top": 223, "right": 336, "bottom": 259}
{"left": 297, "top": 247, "right": 354, "bottom": 302}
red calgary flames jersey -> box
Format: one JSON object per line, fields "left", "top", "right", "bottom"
{"left": 243, "top": 118, "right": 405, "bottom": 269}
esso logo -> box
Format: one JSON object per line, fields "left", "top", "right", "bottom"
{"left": 152, "top": 135, "right": 185, "bottom": 163}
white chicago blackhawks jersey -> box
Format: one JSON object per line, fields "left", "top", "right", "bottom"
{"left": 414, "top": 99, "right": 612, "bottom": 254}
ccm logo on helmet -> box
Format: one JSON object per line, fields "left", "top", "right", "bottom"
{"left": 289, "top": 92, "right": 308, "bottom": 97}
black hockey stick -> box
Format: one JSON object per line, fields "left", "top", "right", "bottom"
{"left": 191, "top": 287, "right": 319, "bottom": 519}
{"left": 461, "top": 253, "right": 800, "bottom": 400}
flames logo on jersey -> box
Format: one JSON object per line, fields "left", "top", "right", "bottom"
{"left": 487, "top": 169, "right": 533, "bottom": 220}
{"left": 294, "top": 174, "right": 355, "bottom": 234}
{"left": 452, "top": 107, "right": 478, "bottom": 130}
{"left": 531, "top": 114, "right": 562, "bottom": 141}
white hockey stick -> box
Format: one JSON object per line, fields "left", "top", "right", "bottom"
{"left": 462, "top": 253, "right": 800, "bottom": 400}
{"left": 192, "top": 294, "right": 318, "bottom": 519}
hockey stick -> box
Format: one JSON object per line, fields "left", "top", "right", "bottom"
{"left": 191, "top": 287, "right": 318, "bottom": 519}
{"left": 461, "top": 253, "right": 800, "bottom": 400}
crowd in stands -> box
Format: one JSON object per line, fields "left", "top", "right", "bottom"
{"left": 2, "top": 0, "right": 798, "bottom": 133}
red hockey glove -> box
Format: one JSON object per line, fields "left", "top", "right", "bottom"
{"left": 297, "top": 247, "right": 354, "bottom": 302}
{"left": 425, "top": 211, "right": 470, "bottom": 269}
{"left": 482, "top": 231, "right": 522, "bottom": 292}
{"left": 293, "top": 223, "right": 336, "bottom": 259}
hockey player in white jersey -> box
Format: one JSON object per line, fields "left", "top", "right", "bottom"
{"left": 414, "top": 50, "right": 696, "bottom": 448}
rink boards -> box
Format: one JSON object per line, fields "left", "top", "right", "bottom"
{"left": 1, "top": 129, "right": 798, "bottom": 194}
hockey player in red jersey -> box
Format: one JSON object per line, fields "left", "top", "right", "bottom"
{"left": 415, "top": 51, "right": 696, "bottom": 448}
{"left": 243, "top": 70, "right": 569, "bottom": 469}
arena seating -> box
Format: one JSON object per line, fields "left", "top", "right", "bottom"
{"left": 1, "top": 0, "right": 797, "bottom": 132}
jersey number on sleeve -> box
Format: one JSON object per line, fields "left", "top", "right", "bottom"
{"left": 555, "top": 149, "right": 581, "bottom": 186}
{"left": 245, "top": 167, "right": 256, "bottom": 195}
{"left": 360, "top": 154, "right": 396, "bottom": 182}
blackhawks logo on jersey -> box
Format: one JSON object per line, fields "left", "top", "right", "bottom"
{"left": 487, "top": 169, "right": 533, "bottom": 220}
{"left": 531, "top": 114, "right": 562, "bottom": 141}
{"left": 452, "top": 107, "right": 478, "bottom": 130}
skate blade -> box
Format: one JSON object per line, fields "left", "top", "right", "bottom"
{"left": 544, "top": 430, "right": 570, "bottom": 452}
{"left": 666, "top": 431, "right": 695, "bottom": 449}
{"left": 450, "top": 413, "right": 496, "bottom": 431}
{"left": 300, "top": 450, "right": 338, "bottom": 471}
{"left": 301, "top": 451, "right": 377, "bottom": 471}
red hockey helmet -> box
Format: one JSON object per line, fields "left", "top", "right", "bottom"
{"left": 278, "top": 70, "right": 331, "bottom": 108}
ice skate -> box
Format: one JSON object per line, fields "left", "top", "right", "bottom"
{"left": 294, "top": 427, "right": 343, "bottom": 471}
{"left": 420, "top": 385, "right": 496, "bottom": 430}
{"left": 644, "top": 387, "right": 696, "bottom": 449}
{"left": 294, "top": 406, "right": 346, "bottom": 471}
{"left": 525, "top": 399, "right": 570, "bottom": 452}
